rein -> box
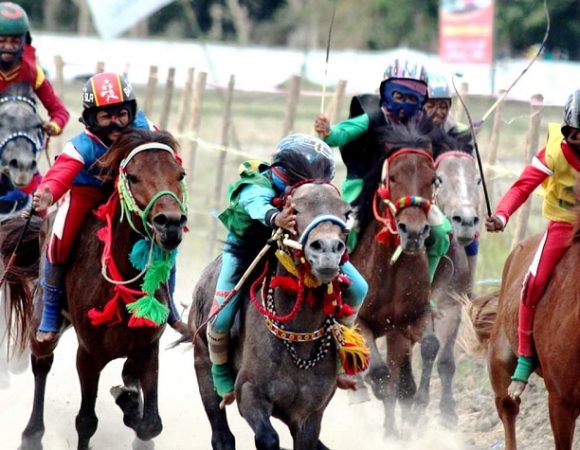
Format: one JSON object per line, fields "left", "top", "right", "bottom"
{"left": 373, "top": 148, "right": 433, "bottom": 245}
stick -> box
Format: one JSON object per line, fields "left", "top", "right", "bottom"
{"left": 320, "top": 2, "right": 337, "bottom": 114}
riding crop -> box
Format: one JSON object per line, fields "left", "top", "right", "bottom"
{"left": 320, "top": 1, "right": 337, "bottom": 114}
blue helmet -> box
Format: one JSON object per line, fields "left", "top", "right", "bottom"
{"left": 427, "top": 73, "right": 452, "bottom": 101}
{"left": 271, "top": 134, "right": 335, "bottom": 190}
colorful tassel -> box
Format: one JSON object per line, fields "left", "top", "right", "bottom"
{"left": 331, "top": 322, "right": 370, "bottom": 375}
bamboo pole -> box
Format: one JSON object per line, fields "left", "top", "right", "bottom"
{"left": 157, "top": 67, "right": 175, "bottom": 130}
{"left": 208, "top": 74, "right": 235, "bottom": 258}
{"left": 282, "top": 75, "right": 301, "bottom": 137}
{"left": 510, "top": 94, "right": 544, "bottom": 250}
{"left": 143, "top": 65, "right": 158, "bottom": 118}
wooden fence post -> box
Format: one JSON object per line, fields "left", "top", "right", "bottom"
{"left": 176, "top": 67, "right": 195, "bottom": 137}
{"left": 510, "top": 93, "right": 544, "bottom": 250}
{"left": 157, "top": 67, "right": 175, "bottom": 130}
{"left": 208, "top": 74, "right": 235, "bottom": 258}
{"left": 143, "top": 65, "right": 158, "bottom": 118}
{"left": 187, "top": 70, "right": 207, "bottom": 184}
{"left": 327, "top": 79, "right": 348, "bottom": 125}
{"left": 485, "top": 89, "right": 507, "bottom": 208}
{"left": 282, "top": 75, "right": 301, "bottom": 137}
{"left": 53, "top": 55, "right": 64, "bottom": 95}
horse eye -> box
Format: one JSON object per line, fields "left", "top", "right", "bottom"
{"left": 476, "top": 178, "right": 482, "bottom": 186}
{"left": 293, "top": 208, "right": 300, "bottom": 215}
{"left": 9, "top": 159, "right": 18, "bottom": 168}
{"left": 389, "top": 175, "right": 396, "bottom": 183}
{"left": 434, "top": 176, "right": 442, "bottom": 186}
{"left": 179, "top": 171, "right": 186, "bottom": 181}
{"left": 127, "top": 173, "right": 139, "bottom": 184}
{"left": 345, "top": 209, "right": 353, "bottom": 221}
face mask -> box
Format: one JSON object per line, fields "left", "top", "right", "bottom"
{"left": 380, "top": 82, "right": 426, "bottom": 123}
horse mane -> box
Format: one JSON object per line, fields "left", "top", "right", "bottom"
{"left": 430, "top": 127, "right": 473, "bottom": 160}
{"left": 95, "top": 128, "right": 180, "bottom": 183}
{"left": 0, "top": 82, "right": 35, "bottom": 102}
{"left": 354, "top": 117, "right": 433, "bottom": 232}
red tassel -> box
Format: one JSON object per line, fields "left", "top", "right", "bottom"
{"left": 128, "top": 316, "right": 158, "bottom": 328}
{"left": 270, "top": 276, "right": 299, "bottom": 292}
{"left": 88, "top": 298, "right": 122, "bottom": 326}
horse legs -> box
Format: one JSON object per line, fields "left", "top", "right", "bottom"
{"left": 357, "top": 317, "right": 388, "bottom": 401}
{"left": 237, "top": 380, "right": 279, "bottom": 450}
{"left": 134, "top": 342, "right": 163, "bottom": 441}
{"left": 290, "top": 411, "right": 325, "bottom": 450}
{"left": 489, "top": 330, "right": 519, "bottom": 450}
{"left": 75, "top": 348, "right": 103, "bottom": 450}
{"left": 547, "top": 394, "right": 577, "bottom": 450}
{"left": 20, "top": 353, "right": 54, "bottom": 450}
{"left": 111, "top": 358, "right": 144, "bottom": 430}
{"left": 194, "top": 343, "right": 235, "bottom": 450}
{"left": 414, "top": 320, "right": 440, "bottom": 420}
{"left": 436, "top": 312, "right": 460, "bottom": 428}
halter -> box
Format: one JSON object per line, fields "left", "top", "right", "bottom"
{"left": 0, "top": 95, "right": 37, "bottom": 112}
{"left": 117, "top": 142, "right": 188, "bottom": 241}
{"left": 0, "top": 96, "right": 43, "bottom": 158}
{"left": 373, "top": 148, "right": 433, "bottom": 244}
{"left": 434, "top": 150, "right": 474, "bottom": 168}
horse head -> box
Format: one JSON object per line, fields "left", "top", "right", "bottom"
{"left": 286, "top": 182, "right": 348, "bottom": 283}
{"left": 433, "top": 130, "right": 480, "bottom": 246}
{"left": 0, "top": 83, "right": 44, "bottom": 187}
{"left": 375, "top": 122, "right": 437, "bottom": 253}
{"left": 98, "top": 129, "right": 188, "bottom": 250}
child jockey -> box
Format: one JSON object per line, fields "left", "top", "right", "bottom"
{"left": 314, "top": 58, "right": 451, "bottom": 285}
{"left": 0, "top": 2, "right": 69, "bottom": 137}
{"left": 486, "top": 88, "right": 580, "bottom": 399}
{"left": 207, "top": 133, "right": 369, "bottom": 407}
{"left": 33, "top": 72, "right": 186, "bottom": 343}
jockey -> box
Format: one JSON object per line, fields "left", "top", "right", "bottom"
{"left": 425, "top": 70, "right": 479, "bottom": 273}
{"left": 207, "top": 133, "right": 368, "bottom": 407}
{"left": 314, "top": 57, "right": 451, "bottom": 285}
{"left": 33, "top": 72, "right": 187, "bottom": 343}
{"left": 486, "top": 88, "right": 580, "bottom": 398}
{"left": 0, "top": 2, "right": 69, "bottom": 137}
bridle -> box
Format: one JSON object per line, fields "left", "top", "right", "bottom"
{"left": 0, "top": 96, "right": 44, "bottom": 158}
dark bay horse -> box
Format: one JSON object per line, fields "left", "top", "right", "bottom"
{"left": 415, "top": 131, "right": 479, "bottom": 426}
{"left": 0, "top": 83, "right": 45, "bottom": 188}
{"left": 191, "top": 181, "right": 353, "bottom": 450}
{"left": 464, "top": 185, "right": 580, "bottom": 450}
{"left": 2, "top": 129, "right": 187, "bottom": 449}
{"left": 349, "top": 123, "right": 437, "bottom": 435}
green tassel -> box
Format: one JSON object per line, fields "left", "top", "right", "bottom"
{"left": 129, "top": 239, "right": 151, "bottom": 270}
{"left": 126, "top": 295, "right": 169, "bottom": 325}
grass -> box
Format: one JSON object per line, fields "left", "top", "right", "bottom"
{"left": 41, "top": 79, "right": 560, "bottom": 292}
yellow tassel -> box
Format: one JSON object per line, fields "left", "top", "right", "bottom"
{"left": 332, "top": 322, "right": 370, "bottom": 375}
{"left": 275, "top": 250, "right": 321, "bottom": 288}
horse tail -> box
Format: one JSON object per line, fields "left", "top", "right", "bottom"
{"left": 0, "top": 216, "right": 42, "bottom": 355}
{"left": 459, "top": 291, "right": 499, "bottom": 357}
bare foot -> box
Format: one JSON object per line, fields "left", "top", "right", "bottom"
{"left": 219, "top": 391, "right": 236, "bottom": 409}
{"left": 337, "top": 374, "right": 357, "bottom": 391}
{"left": 36, "top": 330, "right": 58, "bottom": 343}
{"left": 508, "top": 380, "right": 527, "bottom": 399}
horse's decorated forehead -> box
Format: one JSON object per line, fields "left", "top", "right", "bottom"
{"left": 292, "top": 183, "right": 339, "bottom": 202}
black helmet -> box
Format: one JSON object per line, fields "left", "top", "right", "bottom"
{"left": 81, "top": 72, "right": 137, "bottom": 129}
{"left": 272, "top": 134, "right": 335, "bottom": 185}
{"left": 562, "top": 89, "right": 580, "bottom": 137}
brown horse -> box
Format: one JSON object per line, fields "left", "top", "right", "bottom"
{"left": 190, "top": 182, "right": 352, "bottom": 450}
{"left": 350, "top": 123, "right": 437, "bottom": 435}
{"left": 415, "top": 131, "right": 478, "bottom": 426}
{"left": 464, "top": 188, "right": 580, "bottom": 449}
{"left": 2, "top": 129, "right": 188, "bottom": 450}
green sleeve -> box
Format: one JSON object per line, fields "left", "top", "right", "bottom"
{"left": 324, "top": 113, "right": 370, "bottom": 147}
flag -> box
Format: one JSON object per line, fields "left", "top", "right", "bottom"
{"left": 439, "top": 0, "right": 495, "bottom": 64}
{"left": 87, "top": 0, "right": 174, "bottom": 39}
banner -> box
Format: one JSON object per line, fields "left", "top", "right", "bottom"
{"left": 439, "top": 0, "right": 494, "bottom": 64}
{"left": 87, "top": 0, "right": 174, "bottom": 39}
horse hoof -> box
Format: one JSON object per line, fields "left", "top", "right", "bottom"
{"left": 132, "top": 436, "right": 155, "bottom": 450}
{"left": 439, "top": 411, "right": 458, "bottom": 429}
{"left": 136, "top": 418, "right": 163, "bottom": 441}
{"left": 347, "top": 387, "right": 371, "bottom": 404}
{"left": 19, "top": 434, "right": 43, "bottom": 450}
{"left": 365, "top": 366, "right": 389, "bottom": 400}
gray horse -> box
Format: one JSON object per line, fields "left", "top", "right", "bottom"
{"left": 415, "top": 132, "right": 481, "bottom": 426}
{"left": 0, "top": 83, "right": 44, "bottom": 188}
{"left": 190, "top": 182, "right": 350, "bottom": 450}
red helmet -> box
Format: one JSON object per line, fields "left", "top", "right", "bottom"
{"left": 81, "top": 72, "right": 137, "bottom": 128}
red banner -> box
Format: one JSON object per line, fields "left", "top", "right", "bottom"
{"left": 439, "top": 0, "right": 494, "bottom": 64}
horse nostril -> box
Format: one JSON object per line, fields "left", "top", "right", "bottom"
{"left": 422, "top": 224, "right": 430, "bottom": 236}
{"left": 153, "top": 214, "right": 168, "bottom": 228}
{"left": 398, "top": 223, "right": 408, "bottom": 234}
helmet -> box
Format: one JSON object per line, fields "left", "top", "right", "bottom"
{"left": 379, "top": 58, "right": 429, "bottom": 123}
{"left": 0, "top": 2, "right": 29, "bottom": 36}
{"left": 562, "top": 89, "right": 580, "bottom": 136}
{"left": 427, "top": 72, "right": 452, "bottom": 100}
{"left": 81, "top": 72, "right": 137, "bottom": 129}
{"left": 271, "top": 134, "right": 335, "bottom": 188}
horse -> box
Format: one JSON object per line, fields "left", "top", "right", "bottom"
{"left": 463, "top": 183, "right": 580, "bottom": 450}
{"left": 0, "top": 83, "right": 45, "bottom": 188}
{"left": 348, "top": 122, "right": 437, "bottom": 435}
{"left": 414, "top": 130, "right": 480, "bottom": 426}
{"left": 190, "top": 181, "right": 353, "bottom": 450}
{"left": 0, "top": 129, "right": 188, "bottom": 449}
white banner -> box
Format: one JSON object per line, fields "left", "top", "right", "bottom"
{"left": 87, "top": 0, "right": 174, "bottom": 39}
